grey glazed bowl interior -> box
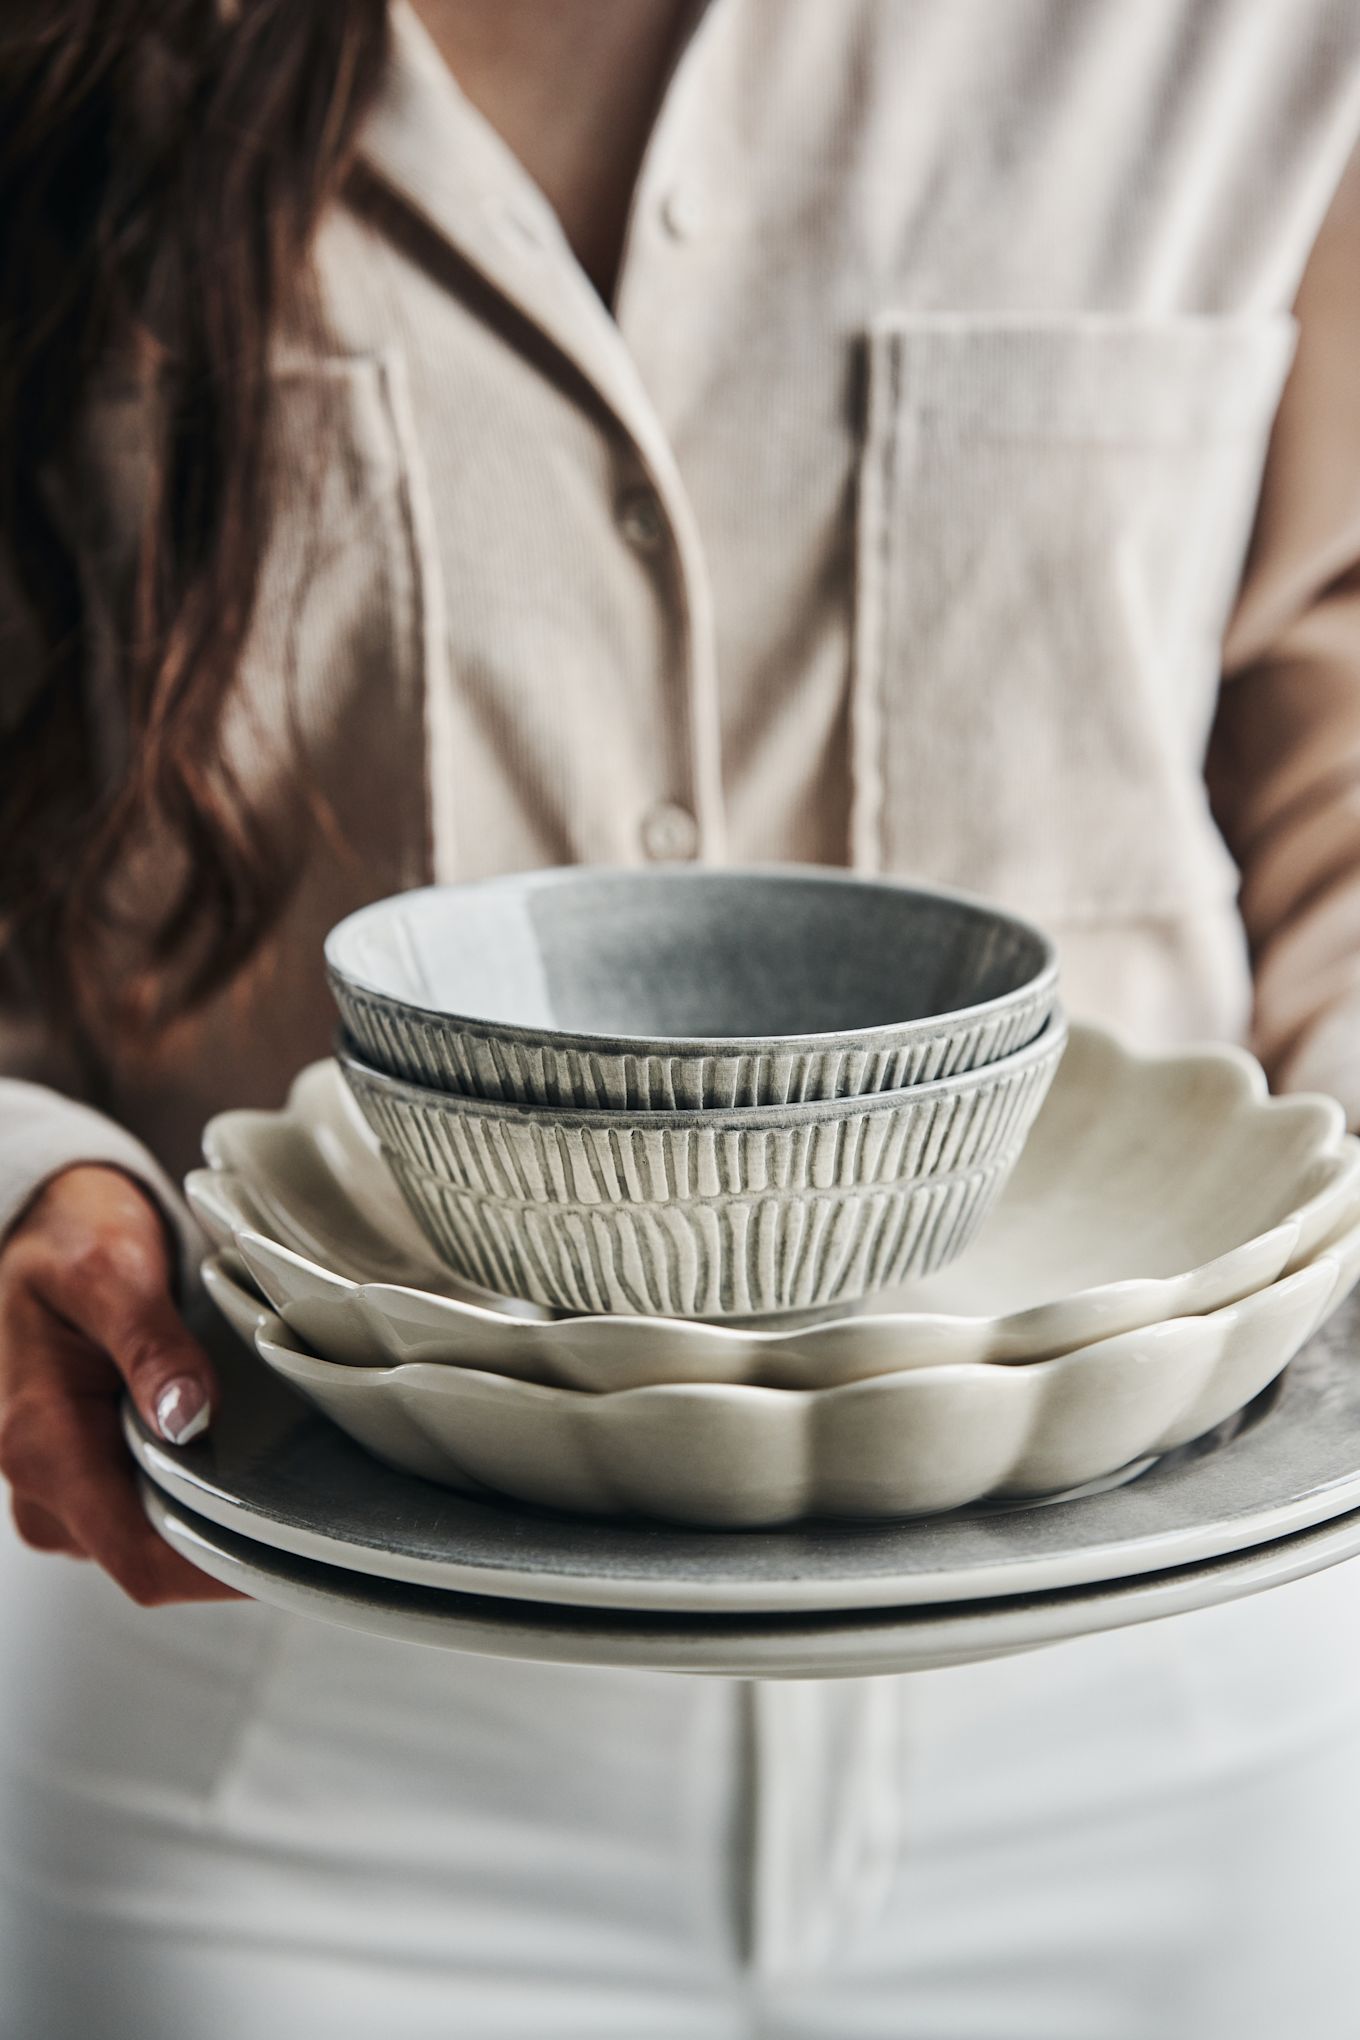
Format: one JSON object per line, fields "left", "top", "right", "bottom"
{"left": 325, "top": 867, "right": 1060, "bottom": 1108}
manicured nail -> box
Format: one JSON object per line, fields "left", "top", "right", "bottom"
{"left": 155, "top": 1378, "right": 210, "bottom": 1446}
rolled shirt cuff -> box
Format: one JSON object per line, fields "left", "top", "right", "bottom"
{"left": 0, "top": 1079, "right": 205, "bottom": 1296}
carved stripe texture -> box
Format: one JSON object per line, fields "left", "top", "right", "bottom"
{"left": 343, "top": 1046, "right": 1058, "bottom": 1202}
{"left": 384, "top": 1151, "right": 1015, "bottom": 1317}
{"left": 334, "top": 980, "right": 1058, "bottom": 1109}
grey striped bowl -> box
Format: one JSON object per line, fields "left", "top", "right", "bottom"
{"left": 338, "top": 1018, "right": 1066, "bottom": 1315}
{"left": 326, "top": 868, "right": 1059, "bottom": 1109}
{"left": 338, "top": 1020, "right": 1065, "bottom": 1201}
{"left": 379, "top": 1145, "right": 1024, "bottom": 1319}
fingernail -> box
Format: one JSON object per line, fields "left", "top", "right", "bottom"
{"left": 155, "top": 1377, "right": 210, "bottom": 1446}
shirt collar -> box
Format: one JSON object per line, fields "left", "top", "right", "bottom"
{"left": 356, "top": 3, "right": 688, "bottom": 480}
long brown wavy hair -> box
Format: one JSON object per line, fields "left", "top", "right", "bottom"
{"left": 0, "top": 0, "right": 389, "bottom": 1045}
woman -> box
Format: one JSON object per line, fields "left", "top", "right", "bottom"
{"left": 3, "top": 2, "right": 1360, "bottom": 2033}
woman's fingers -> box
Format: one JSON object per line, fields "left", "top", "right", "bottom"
{"left": 60, "top": 1272, "right": 219, "bottom": 1445}
{"left": 4, "top": 1345, "right": 243, "bottom": 1602}
{"left": 9, "top": 1166, "right": 221, "bottom": 1443}
{"left": 10, "top": 1494, "right": 85, "bottom": 1557}
{"left": 0, "top": 1164, "right": 245, "bottom": 1604}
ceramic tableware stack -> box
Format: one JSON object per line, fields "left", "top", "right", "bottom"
{"left": 129, "top": 864, "right": 1360, "bottom": 1677}
{"left": 142, "top": 1031, "right": 1360, "bottom": 1673}
{"left": 182, "top": 1022, "right": 1360, "bottom": 1527}
{"left": 171, "top": 866, "right": 1360, "bottom": 1541}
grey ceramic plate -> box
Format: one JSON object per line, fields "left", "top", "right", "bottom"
{"left": 139, "top": 1478, "right": 1360, "bottom": 1680}
{"left": 125, "top": 1289, "right": 1360, "bottom": 1616}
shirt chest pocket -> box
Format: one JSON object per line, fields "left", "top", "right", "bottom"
{"left": 851, "top": 313, "right": 1296, "bottom": 924}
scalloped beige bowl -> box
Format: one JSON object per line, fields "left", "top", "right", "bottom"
{"left": 202, "top": 1223, "right": 1360, "bottom": 1523}
{"left": 190, "top": 1025, "right": 1359, "bottom": 1384}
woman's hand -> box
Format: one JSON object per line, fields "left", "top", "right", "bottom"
{"left": 0, "top": 1164, "right": 242, "bottom": 1604}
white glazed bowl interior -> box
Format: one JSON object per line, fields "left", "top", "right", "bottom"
{"left": 325, "top": 868, "right": 1058, "bottom": 1104}
{"left": 189, "top": 1025, "right": 1360, "bottom": 1384}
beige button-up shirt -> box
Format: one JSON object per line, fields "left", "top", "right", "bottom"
{"left": 5, "top": 0, "right": 1360, "bottom": 1243}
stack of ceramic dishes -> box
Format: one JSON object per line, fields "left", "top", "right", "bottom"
{"left": 130, "top": 865, "right": 1360, "bottom": 1677}
{"left": 182, "top": 1026, "right": 1360, "bottom": 1526}
{"left": 139, "top": 1007, "right": 1360, "bottom": 1675}
{"left": 324, "top": 869, "right": 1067, "bottom": 1320}
{"left": 175, "top": 860, "right": 1360, "bottom": 1534}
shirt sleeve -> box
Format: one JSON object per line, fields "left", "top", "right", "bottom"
{"left": 0, "top": 971, "right": 203, "bottom": 1288}
{"left": 1212, "top": 155, "right": 1360, "bottom": 1129}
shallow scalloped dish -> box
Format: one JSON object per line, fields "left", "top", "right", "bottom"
{"left": 201, "top": 1215, "right": 1360, "bottom": 1523}
{"left": 189, "top": 1025, "right": 1360, "bottom": 1387}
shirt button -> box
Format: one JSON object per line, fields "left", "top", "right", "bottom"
{"left": 661, "top": 186, "right": 703, "bottom": 240}
{"left": 641, "top": 802, "right": 700, "bottom": 862}
{"left": 618, "top": 489, "right": 666, "bottom": 552}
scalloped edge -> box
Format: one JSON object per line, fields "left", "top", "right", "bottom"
{"left": 189, "top": 1025, "right": 1356, "bottom": 1384}
{"left": 201, "top": 1224, "right": 1360, "bottom": 1524}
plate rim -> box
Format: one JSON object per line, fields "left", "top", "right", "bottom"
{"left": 121, "top": 1286, "right": 1360, "bottom": 1615}
{"left": 139, "top": 1476, "right": 1360, "bottom": 1679}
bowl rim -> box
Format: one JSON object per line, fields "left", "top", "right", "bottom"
{"left": 336, "top": 1009, "right": 1069, "bottom": 1134}
{"left": 324, "top": 866, "right": 1061, "bottom": 1062}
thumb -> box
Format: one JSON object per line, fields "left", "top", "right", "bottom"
{"left": 38, "top": 1237, "right": 221, "bottom": 1446}
{"left": 104, "top": 1285, "right": 220, "bottom": 1445}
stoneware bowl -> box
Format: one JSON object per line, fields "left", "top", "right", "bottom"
{"left": 335, "top": 1020, "right": 1066, "bottom": 1315}
{"left": 325, "top": 867, "right": 1059, "bottom": 1108}
{"left": 376, "top": 1142, "right": 1026, "bottom": 1319}
{"left": 190, "top": 1026, "right": 1356, "bottom": 1379}
{"left": 202, "top": 1230, "right": 1360, "bottom": 1523}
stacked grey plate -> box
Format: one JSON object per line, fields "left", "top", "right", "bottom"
{"left": 326, "top": 866, "right": 1065, "bottom": 1318}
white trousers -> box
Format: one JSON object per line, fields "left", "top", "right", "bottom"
{"left": 5, "top": 1516, "right": 1360, "bottom": 2040}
